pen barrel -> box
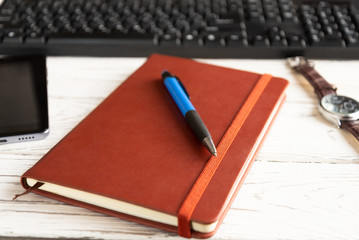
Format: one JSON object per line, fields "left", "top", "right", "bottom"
{"left": 185, "top": 110, "right": 211, "bottom": 142}
{"left": 163, "top": 76, "right": 195, "bottom": 116}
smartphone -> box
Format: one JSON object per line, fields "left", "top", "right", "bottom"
{"left": 0, "top": 55, "right": 49, "bottom": 144}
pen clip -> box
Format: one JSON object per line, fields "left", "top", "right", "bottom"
{"left": 174, "top": 75, "right": 191, "bottom": 99}
{"left": 162, "top": 70, "right": 191, "bottom": 99}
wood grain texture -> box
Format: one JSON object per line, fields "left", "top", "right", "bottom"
{"left": 1, "top": 57, "right": 358, "bottom": 240}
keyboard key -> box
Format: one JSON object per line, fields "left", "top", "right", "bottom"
{"left": 270, "top": 35, "right": 286, "bottom": 46}
{"left": 203, "top": 33, "right": 224, "bottom": 46}
{"left": 25, "top": 31, "right": 45, "bottom": 44}
{"left": 182, "top": 33, "right": 200, "bottom": 46}
{"left": 287, "top": 35, "right": 305, "bottom": 47}
{"left": 47, "top": 32, "right": 155, "bottom": 46}
{"left": 346, "top": 36, "right": 359, "bottom": 47}
{"left": 226, "top": 33, "right": 248, "bottom": 46}
{"left": 160, "top": 32, "right": 180, "bottom": 46}
{"left": 251, "top": 35, "right": 270, "bottom": 46}
{"left": 1, "top": 28, "right": 23, "bottom": 43}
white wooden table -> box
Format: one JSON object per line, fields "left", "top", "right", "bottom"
{"left": 1, "top": 57, "right": 358, "bottom": 240}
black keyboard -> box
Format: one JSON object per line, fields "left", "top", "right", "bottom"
{"left": 1, "top": 0, "right": 359, "bottom": 58}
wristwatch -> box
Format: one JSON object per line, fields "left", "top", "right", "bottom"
{"left": 287, "top": 56, "right": 359, "bottom": 141}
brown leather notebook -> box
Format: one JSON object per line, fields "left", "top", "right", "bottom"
{"left": 19, "top": 54, "right": 289, "bottom": 238}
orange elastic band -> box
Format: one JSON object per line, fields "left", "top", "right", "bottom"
{"left": 177, "top": 74, "right": 272, "bottom": 238}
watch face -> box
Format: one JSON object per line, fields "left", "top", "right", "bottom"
{"left": 320, "top": 95, "right": 359, "bottom": 118}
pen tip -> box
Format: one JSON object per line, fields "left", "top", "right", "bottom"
{"left": 203, "top": 137, "right": 217, "bottom": 157}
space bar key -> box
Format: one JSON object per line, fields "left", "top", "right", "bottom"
{"left": 47, "top": 32, "right": 155, "bottom": 45}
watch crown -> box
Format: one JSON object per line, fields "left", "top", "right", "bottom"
{"left": 286, "top": 56, "right": 314, "bottom": 69}
{"left": 331, "top": 84, "right": 338, "bottom": 91}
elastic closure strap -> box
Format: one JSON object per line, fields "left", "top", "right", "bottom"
{"left": 177, "top": 74, "right": 272, "bottom": 238}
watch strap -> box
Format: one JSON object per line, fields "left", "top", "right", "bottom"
{"left": 288, "top": 57, "right": 359, "bottom": 143}
{"left": 294, "top": 65, "right": 337, "bottom": 99}
{"left": 341, "top": 120, "right": 359, "bottom": 141}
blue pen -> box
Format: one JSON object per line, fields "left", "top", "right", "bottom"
{"left": 162, "top": 70, "right": 217, "bottom": 156}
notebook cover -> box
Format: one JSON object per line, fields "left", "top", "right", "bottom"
{"left": 20, "top": 54, "right": 289, "bottom": 238}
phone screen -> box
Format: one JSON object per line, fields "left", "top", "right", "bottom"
{"left": 0, "top": 55, "right": 49, "bottom": 143}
